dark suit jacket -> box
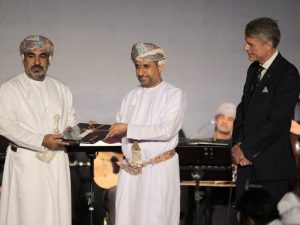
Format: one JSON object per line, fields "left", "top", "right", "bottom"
{"left": 233, "top": 53, "right": 300, "bottom": 181}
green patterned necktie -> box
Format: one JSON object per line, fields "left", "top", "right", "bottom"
{"left": 250, "top": 66, "right": 264, "bottom": 98}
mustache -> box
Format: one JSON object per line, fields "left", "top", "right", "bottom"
{"left": 31, "top": 65, "right": 44, "bottom": 71}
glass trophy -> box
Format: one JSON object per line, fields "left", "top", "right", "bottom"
{"left": 36, "top": 114, "right": 60, "bottom": 162}
{"left": 63, "top": 125, "right": 82, "bottom": 145}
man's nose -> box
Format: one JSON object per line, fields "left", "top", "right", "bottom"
{"left": 34, "top": 56, "right": 41, "bottom": 65}
{"left": 243, "top": 44, "right": 249, "bottom": 51}
{"left": 137, "top": 68, "right": 145, "bottom": 76}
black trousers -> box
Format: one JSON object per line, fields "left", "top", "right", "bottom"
{"left": 236, "top": 166, "right": 290, "bottom": 203}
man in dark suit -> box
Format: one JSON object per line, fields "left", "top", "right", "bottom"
{"left": 232, "top": 17, "right": 300, "bottom": 203}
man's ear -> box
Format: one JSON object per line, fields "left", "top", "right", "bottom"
{"left": 20, "top": 54, "right": 25, "bottom": 64}
{"left": 265, "top": 40, "right": 273, "bottom": 50}
{"left": 158, "top": 64, "right": 164, "bottom": 73}
{"left": 49, "top": 55, "right": 53, "bottom": 64}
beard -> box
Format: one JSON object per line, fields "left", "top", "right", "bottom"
{"left": 216, "top": 125, "right": 232, "bottom": 135}
{"left": 25, "top": 65, "right": 47, "bottom": 81}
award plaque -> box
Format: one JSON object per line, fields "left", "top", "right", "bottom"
{"left": 63, "top": 123, "right": 112, "bottom": 145}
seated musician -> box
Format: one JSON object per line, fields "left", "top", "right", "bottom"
{"left": 204, "top": 103, "right": 237, "bottom": 224}
{"left": 180, "top": 103, "right": 237, "bottom": 225}
{"left": 211, "top": 102, "right": 236, "bottom": 144}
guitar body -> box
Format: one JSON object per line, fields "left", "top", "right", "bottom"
{"left": 94, "top": 152, "right": 124, "bottom": 189}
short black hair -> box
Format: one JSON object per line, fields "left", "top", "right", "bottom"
{"left": 236, "top": 188, "right": 280, "bottom": 225}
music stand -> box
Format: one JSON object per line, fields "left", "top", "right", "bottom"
{"left": 66, "top": 138, "right": 121, "bottom": 225}
{"left": 177, "top": 140, "right": 232, "bottom": 225}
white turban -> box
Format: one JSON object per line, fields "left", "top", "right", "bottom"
{"left": 215, "top": 103, "right": 236, "bottom": 119}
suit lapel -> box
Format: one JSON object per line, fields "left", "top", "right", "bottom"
{"left": 244, "top": 63, "right": 260, "bottom": 104}
{"left": 250, "top": 70, "right": 271, "bottom": 99}
{"left": 247, "top": 53, "right": 282, "bottom": 103}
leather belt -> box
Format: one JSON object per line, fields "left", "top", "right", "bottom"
{"left": 120, "top": 149, "right": 176, "bottom": 175}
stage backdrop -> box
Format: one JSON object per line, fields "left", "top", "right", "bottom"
{"left": 0, "top": 0, "right": 299, "bottom": 138}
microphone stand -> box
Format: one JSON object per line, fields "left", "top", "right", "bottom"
{"left": 191, "top": 166, "right": 204, "bottom": 225}
{"left": 191, "top": 121, "right": 215, "bottom": 140}
{"left": 86, "top": 152, "right": 97, "bottom": 225}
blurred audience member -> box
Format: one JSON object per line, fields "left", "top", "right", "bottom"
{"left": 236, "top": 188, "right": 282, "bottom": 225}
{"left": 277, "top": 177, "right": 300, "bottom": 225}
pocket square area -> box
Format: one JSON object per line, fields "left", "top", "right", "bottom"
{"left": 262, "top": 87, "right": 269, "bottom": 93}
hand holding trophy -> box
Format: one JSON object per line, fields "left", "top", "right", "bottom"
{"left": 37, "top": 114, "right": 65, "bottom": 163}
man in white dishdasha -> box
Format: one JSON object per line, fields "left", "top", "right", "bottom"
{"left": 105, "top": 42, "right": 186, "bottom": 225}
{"left": 0, "top": 35, "right": 76, "bottom": 225}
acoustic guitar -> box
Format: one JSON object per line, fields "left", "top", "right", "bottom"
{"left": 94, "top": 152, "right": 124, "bottom": 189}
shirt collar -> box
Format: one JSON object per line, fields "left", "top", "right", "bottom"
{"left": 261, "top": 50, "right": 278, "bottom": 70}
